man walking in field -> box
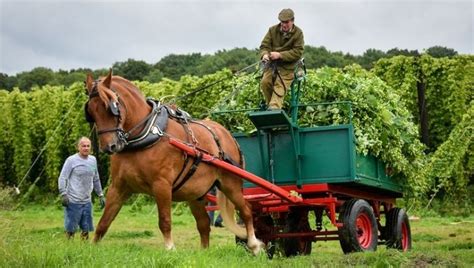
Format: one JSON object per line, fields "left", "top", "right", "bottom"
{"left": 260, "top": 8, "right": 305, "bottom": 110}
{"left": 58, "top": 136, "right": 105, "bottom": 240}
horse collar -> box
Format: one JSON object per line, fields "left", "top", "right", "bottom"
{"left": 122, "top": 99, "right": 169, "bottom": 151}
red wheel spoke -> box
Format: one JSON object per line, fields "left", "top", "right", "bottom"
{"left": 401, "top": 222, "right": 408, "bottom": 251}
{"left": 356, "top": 213, "right": 372, "bottom": 249}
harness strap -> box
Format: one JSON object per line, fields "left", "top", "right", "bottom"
{"left": 196, "top": 181, "right": 221, "bottom": 201}
{"left": 192, "top": 121, "right": 243, "bottom": 168}
{"left": 192, "top": 120, "right": 243, "bottom": 168}
{"left": 182, "top": 119, "right": 197, "bottom": 145}
{"left": 172, "top": 151, "right": 203, "bottom": 193}
{"left": 172, "top": 154, "right": 190, "bottom": 189}
{"left": 169, "top": 111, "right": 202, "bottom": 193}
{"left": 191, "top": 121, "right": 224, "bottom": 159}
{"left": 223, "top": 153, "right": 241, "bottom": 167}
{"left": 168, "top": 106, "right": 243, "bottom": 193}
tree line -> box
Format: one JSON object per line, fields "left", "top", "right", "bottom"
{"left": 0, "top": 46, "right": 458, "bottom": 92}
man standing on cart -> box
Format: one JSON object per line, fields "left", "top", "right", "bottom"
{"left": 260, "top": 8, "right": 305, "bottom": 110}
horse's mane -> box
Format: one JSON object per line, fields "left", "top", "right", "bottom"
{"left": 96, "top": 75, "right": 144, "bottom": 107}
{"left": 97, "top": 83, "right": 117, "bottom": 107}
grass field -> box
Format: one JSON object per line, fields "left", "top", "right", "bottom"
{"left": 0, "top": 203, "right": 473, "bottom": 267}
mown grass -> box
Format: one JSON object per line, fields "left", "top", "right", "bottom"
{"left": 0, "top": 203, "right": 473, "bottom": 267}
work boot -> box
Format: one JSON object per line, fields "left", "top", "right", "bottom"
{"left": 65, "top": 232, "right": 74, "bottom": 240}
{"left": 80, "top": 231, "right": 89, "bottom": 240}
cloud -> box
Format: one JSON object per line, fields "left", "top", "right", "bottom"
{"left": 1, "top": 0, "right": 472, "bottom": 75}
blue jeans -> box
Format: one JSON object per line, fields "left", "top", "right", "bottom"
{"left": 64, "top": 202, "right": 94, "bottom": 233}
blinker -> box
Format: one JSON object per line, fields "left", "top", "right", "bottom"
{"left": 84, "top": 100, "right": 120, "bottom": 123}
{"left": 84, "top": 101, "right": 95, "bottom": 123}
{"left": 109, "top": 100, "right": 120, "bottom": 116}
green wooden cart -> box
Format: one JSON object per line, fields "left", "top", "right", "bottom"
{"left": 203, "top": 63, "right": 412, "bottom": 257}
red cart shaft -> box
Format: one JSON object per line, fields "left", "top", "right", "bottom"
{"left": 169, "top": 138, "right": 303, "bottom": 204}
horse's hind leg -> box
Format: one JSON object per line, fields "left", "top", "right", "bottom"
{"left": 219, "top": 174, "right": 265, "bottom": 255}
{"left": 94, "top": 184, "right": 131, "bottom": 242}
{"left": 188, "top": 199, "right": 211, "bottom": 248}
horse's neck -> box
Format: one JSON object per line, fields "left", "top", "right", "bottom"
{"left": 122, "top": 92, "right": 152, "bottom": 134}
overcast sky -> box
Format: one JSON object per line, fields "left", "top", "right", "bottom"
{"left": 0, "top": 0, "right": 472, "bottom": 75}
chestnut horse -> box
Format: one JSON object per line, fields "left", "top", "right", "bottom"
{"left": 84, "top": 71, "right": 264, "bottom": 254}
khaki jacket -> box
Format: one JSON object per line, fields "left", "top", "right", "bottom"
{"left": 259, "top": 23, "right": 304, "bottom": 70}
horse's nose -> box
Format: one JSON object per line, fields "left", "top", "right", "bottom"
{"left": 104, "top": 142, "right": 124, "bottom": 154}
{"left": 103, "top": 143, "right": 117, "bottom": 154}
{"left": 103, "top": 144, "right": 114, "bottom": 155}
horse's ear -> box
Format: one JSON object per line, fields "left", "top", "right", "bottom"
{"left": 85, "top": 73, "right": 94, "bottom": 92}
{"left": 103, "top": 69, "right": 113, "bottom": 89}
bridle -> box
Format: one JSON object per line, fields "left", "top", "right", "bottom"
{"left": 84, "top": 81, "right": 129, "bottom": 146}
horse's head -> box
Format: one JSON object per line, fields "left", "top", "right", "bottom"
{"left": 85, "top": 70, "right": 127, "bottom": 154}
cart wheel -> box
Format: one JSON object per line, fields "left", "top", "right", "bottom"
{"left": 255, "top": 215, "right": 276, "bottom": 259}
{"left": 385, "top": 208, "right": 412, "bottom": 251}
{"left": 338, "top": 199, "right": 378, "bottom": 253}
{"left": 282, "top": 209, "right": 312, "bottom": 257}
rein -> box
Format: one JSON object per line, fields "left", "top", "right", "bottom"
{"left": 172, "top": 61, "right": 260, "bottom": 102}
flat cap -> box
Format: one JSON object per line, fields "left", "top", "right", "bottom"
{"left": 278, "top": 8, "right": 294, "bottom": 21}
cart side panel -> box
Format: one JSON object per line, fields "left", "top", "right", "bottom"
{"left": 234, "top": 125, "right": 402, "bottom": 194}
{"left": 299, "top": 125, "right": 355, "bottom": 183}
{"left": 234, "top": 133, "right": 268, "bottom": 179}
{"left": 355, "top": 154, "right": 403, "bottom": 193}
{"left": 235, "top": 125, "right": 356, "bottom": 186}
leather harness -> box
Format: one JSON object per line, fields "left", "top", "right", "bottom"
{"left": 85, "top": 85, "right": 241, "bottom": 194}
{"left": 163, "top": 105, "right": 242, "bottom": 193}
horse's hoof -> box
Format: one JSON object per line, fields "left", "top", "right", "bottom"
{"left": 165, "top": 244, "right": 176, "bottom": 251}
{"left": 249, "top": 240, "right": 266, "bottom": 255}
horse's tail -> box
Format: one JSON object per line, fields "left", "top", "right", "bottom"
{"left": 216, "top": 190, "right": 247, "bottom": 239}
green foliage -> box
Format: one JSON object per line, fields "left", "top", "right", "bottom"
{"left": 0, "top": 73, "right": 18, "bottom": 91}
{"left": 7, "top": 90, "right": 33, "bottom": 185}
{"left": 425, "top": 46, "right": 458, "bottom": 58}
{"left": 155, "top": 53, "right": 205, "bottom": 80}
{"left": 0, "top": 83, "right": 89, "bottom": 195}
{"left": 57, "top": 71, "right": 86, "bottom": 87}
{"left": 299, "top": 66, "right": 427, "bottom": 198}
{"left": 0, "top": 184, "right": 17, "bottom": 209}
{"left": 143, "top": 69, "right": 164, "bottom": 83}
{"left": 386, "top": 48, "right": 420, "bottom": 58}
{"left": 373, "top": 54, "right": 473, "bottom": 206}
{"left": 113, "top": 58, "right": 152, "bottom": 81}
{"left": 175, "top": 69, "right": 237, "bottom": 117}
{"left": 197, "top": 48, "right": 258, "bottom": 75}
{"left": 374, "top": 55, "right": 473, "bottom": 150}
{"left": 16, "top": 67, "right": 58, "bottom": 91}
{"left": 372, "top": 56, "right": 419, "bottom": 123}
{"left": 357, "top": 48, "right": 387, "bottom": 69}
{"left": 2, "top": 46, "right": 461, "bottom": 92}
{"left": 425, "top": 103, "right": 474, "bottom": 210}
{"left": 421, "top": 55, "right": 473, "bottom": 149}
{"left": 192, "top": 66, "right": 427, "bottom": 197}
{"left": 303, "top": 46, "right": 355, "bottom": 69}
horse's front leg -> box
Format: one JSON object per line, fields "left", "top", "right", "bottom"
{"left": 152, "top": 183, "right": 175, "bottom": 250}
{"left": 94, "top": 183, "right": 131, "bottom": 242}
{"left": 188, "top": 199, "right": 211, "bottom": 248}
